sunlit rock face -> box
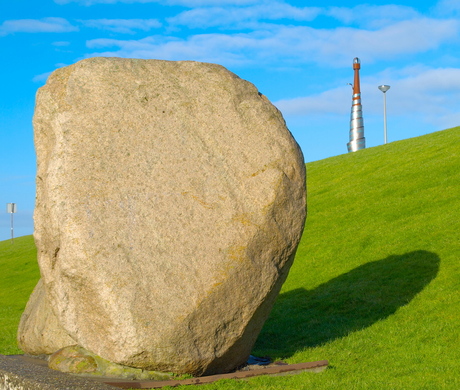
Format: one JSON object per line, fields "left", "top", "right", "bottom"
{"left": 19, "top": 57, "right": 306, "bottom": 376}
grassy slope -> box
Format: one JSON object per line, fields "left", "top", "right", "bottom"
{"left": 1, "top": 127, "right": 459, "bottom": 388}
{"left": 0, "top": 235, "right": 39, "bottom": 355}
{"left": 251, "top": 126, "right": 460, "bottom": 389}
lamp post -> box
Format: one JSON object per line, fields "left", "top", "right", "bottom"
{"left": 378, "top": 85, "right": 390, "bottom": 144}
{"left": 7, "top": 203, "right": 16, "bottom": 244}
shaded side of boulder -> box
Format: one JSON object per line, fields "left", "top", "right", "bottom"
{"left": 17, "top": 279, "right": 76, "bottom": 354}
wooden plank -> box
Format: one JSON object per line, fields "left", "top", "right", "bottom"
{"left": 104, "top": 360, "right": 329, "bottom": 389}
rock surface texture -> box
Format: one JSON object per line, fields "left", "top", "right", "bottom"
{"left": 18, "top": 57, "right": 306, "bottom": 376}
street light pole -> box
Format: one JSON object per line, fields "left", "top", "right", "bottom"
{"left": 378, "top": 85, "right": 390, "bottom": 144}
{"left": 7, "top": 203, "right": 16, "bottom": 244}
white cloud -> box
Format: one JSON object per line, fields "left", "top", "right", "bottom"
{"left": 52, "top": 41, "right": 71, "bottom": 46}
{"left": 326, "top": 4, "right": 420, "bottom": 29}
{"left": 434, "top": 0, "right": 460, "bottom": 15}
{"left": 299, "top": 18, "right": 459, "bottom": 66}
{"left": 170, "top": 0, "right": 257, "bottom": 4}
{"left": 82, "top": 19, "right": 162, "bottom": 34}
{"left": 0, "top": 17, "right": 78, "bottom": 36}
{"left": 55, "top": 0, "right": 257, "bottom": 5}
{"left": 434, "top": 112, "right": 460, "bottom": 129}
{"left": 168, "top": 3, "right": 321, "bottom": 29}
{"left": 275, "top": 86, "right": 351, "bottom": 116}
{"left": 32, "top": 71, "right": 53, "bottom": 83}
{"left": 275, "top": 66, "right": 460, "bottom": 130}
{"left": 84, "top": 17, "right": 459, "bottom": 68}
{"left": 55, "top": 0, "right": 149, "bottom": 4}
{"left": 396, "top": 67, "right": 460, "bottom": 94}
{"left": 86, "top": 34, "right": 257, "bottom": 64}
{"left": 384, "top": 68, "right": 460, "bottom": 115}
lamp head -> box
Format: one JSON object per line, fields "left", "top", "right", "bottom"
{"left": 378, "top": 85, "right": 390, "bottom": 93}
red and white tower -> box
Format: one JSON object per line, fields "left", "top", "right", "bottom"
{"left": 347, "top": 57, "right": 365, "bottom": 152}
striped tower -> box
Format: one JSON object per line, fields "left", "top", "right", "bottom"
{"left": 347, "top": 57, "right": 365, "bottom": 152}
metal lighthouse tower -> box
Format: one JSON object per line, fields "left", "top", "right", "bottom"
{"left": 347, "top": 57, "right": 365, "bottom": 152}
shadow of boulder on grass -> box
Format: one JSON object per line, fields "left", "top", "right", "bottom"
{"left": 255, "top": 250, "right": 440, "bottom": 357}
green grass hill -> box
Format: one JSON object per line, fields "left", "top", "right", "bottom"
{"left": 1, "top": 126, "right": 459, "bottom": 389}
{"left": 0, "top": 235, "right": 38, "bottom": 355}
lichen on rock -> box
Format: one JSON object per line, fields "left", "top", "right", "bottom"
{"left": 48, "top": 345, "right": 178, "bottom": 380}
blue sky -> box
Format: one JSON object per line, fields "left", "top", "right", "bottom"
{"left": 1, "top": 0, "right": 460, "bottom": 240}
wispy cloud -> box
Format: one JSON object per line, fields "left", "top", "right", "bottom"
{"left": 434, "top": 0, "right": 460, "bottom": 15}
{"left": 82, "top": 18, "right": 162, "bottom": 34}
{"left": 275, "top": 87, "right": 351, "bottom": 116}
{"left": 373, "top": 67, "right": 460, "bottom": 130}
{"left": 86, "top": 34, "right": 256, "bottom": 64}
{"left": 32, "top": 71, "right": 53, "bottom": 83}
{"left": 169, "top": 0, "right": 258, "bottom": 4}
{"left": 168, "top": 3, "right": 421, "bottom": 31}
{"left": 168, "top": 3, "right": 321, "bottom": 29}
{"left": 55, "top": 0, "right": 257, "bottom": 5}
{"left": 276, "top": 66, "right": 460, "bottom": 131}
{"left": 325, "top": 4, "right": 421, "bottom": 29}
{"left": 0, "top": 17, "right": 78, "bottom": 36}
{"left": 312, "top": 18, "right": 459, "bottom": 65}
{"left": 85, "top": 17, "right": 459, "bottom": 67}
{"left": 52, "top": 41, "right": 71, "bottom": 46}
{"left": 54, "top": 0, "right": 148, "bottom": 4}
{"left": 33, "top": 63, "right": 71, "bottom": 83}
{"left": 383, "top": 67, "right": 460, "bottom": 115}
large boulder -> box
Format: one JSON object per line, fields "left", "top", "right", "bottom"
{"left": 19, "top": 57, "right": 306, "bottom": 376}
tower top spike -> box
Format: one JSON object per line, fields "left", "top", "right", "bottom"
{"left": 353, "top": 58, "right": 361, "bottom": 72}
{"left": 352, "top": 57, "right": 361, "bottom": 95}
